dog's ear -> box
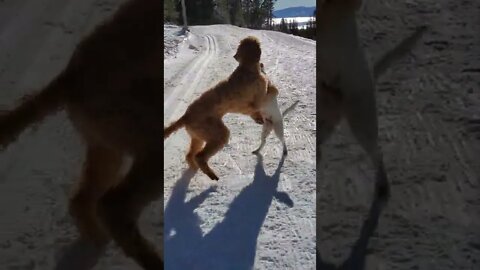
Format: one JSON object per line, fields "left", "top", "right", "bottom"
{"left": 260, "top": 62, "right": 266, "bottom": 74}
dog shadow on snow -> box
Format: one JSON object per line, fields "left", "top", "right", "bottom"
{"left": 164, "top": 153, "right": 293, "bottom": 270}
{"left": 316, "top": 187, "right": 389, "bottom": 270}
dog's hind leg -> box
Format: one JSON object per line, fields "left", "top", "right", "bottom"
{"left": 69, "top": 144, "right": 123, "bottom": 247}
{"left": 343, "top": 88, "right": 390, "bottom": 198}
{"left": 256, "top": 100, "right": 298, "bottom": 156}
{"left": 185, "top": 135, "right": 204, "bottom": 170}
{"left": 271, "top": 118, "right": 288, "bottom": 156}
{"left": 98, "top": 149, "right": 164, "bottom": 269}
{"left": 252, "top": 121, "right": 273, "bottom": 154}
{"left": 194, "top": 119, "right": 230, "bottom": 180}
{"left": 317, "top": 83, "right": 344, "bottom": 161}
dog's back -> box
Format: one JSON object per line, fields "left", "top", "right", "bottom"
{"left": 184, "top": 68, "right": 267, "bottom": 119}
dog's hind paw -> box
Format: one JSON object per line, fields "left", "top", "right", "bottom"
{"left": 206, "top": 172, "right": 219, "bottom": 181}
{"left": 375, "top": 181, "right": 391, "bottom": 200}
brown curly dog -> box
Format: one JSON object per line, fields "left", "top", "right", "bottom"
{"left": 0, "top": 0, "right": 164, "bottom": 269}
{"left": 164, "top": 36, "right": 275, "bottom": 180}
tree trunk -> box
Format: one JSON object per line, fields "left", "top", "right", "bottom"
{"left": 180, "top": 0, "right": 188, "bottom": 31}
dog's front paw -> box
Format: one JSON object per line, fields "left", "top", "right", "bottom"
{"left": 206, "top": 172, "right": 219, "bottom": 181}
{"left": 253, "top": 117, "right": 264, "bottom": 125}
{"left": 250, "top": 112, "right": 264, "bottom": 124}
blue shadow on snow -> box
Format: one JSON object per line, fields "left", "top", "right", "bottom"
{"left": 164, "top": 153, "right": 293, "bottom": 270}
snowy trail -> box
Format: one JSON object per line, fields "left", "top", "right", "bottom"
{"left": 0, "top": 1, "right": 150, "bottom": 269}
{"left": 0, "top": 0, "right": 315, "bottom": 267}
{"left": 164, "top": 35, "right": 218, "bottom": 122}
{"left": 163, "top": 25, "right": 316, "bottom": 269}
{"left": 317, "top": 0, "right": 480, "bottom": 269}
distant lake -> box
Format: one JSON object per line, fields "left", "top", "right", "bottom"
{"left": 272, "top": 16, "right": 315, "bottom": 29}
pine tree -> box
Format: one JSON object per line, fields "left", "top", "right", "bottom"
{"left": 260, "top": 0, "right": 276, "bottom": 30}
{"left": 229, "top": 0, "right": 244, "bottom": 26}
{"left": 164, "top": 0, "right": 179, "bottom": 23}
{"left": 199, "top": 0, "right": 215, "bottom": 24}
{"left": 288, "top": 19, "right": 298, "bottom": 35}
{"left": 252, "top": 0, "right": 263, "bottom": 28}
{"left": 241, "top": 0, "right": 252, "bottom": 27}
{"left": 177, "top": 0, "right": 215, "bottom": 25}
{"left": 214, "top": 0, "right": 230, "bottom": 24}
{"left": 280, "top": 18, "right": 288, "bottom": 33}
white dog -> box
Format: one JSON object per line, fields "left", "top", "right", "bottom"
{"left": 251, "top": 63, "right": 299, "bottom": 156}
{"left": 317, "top": 0, "right": 427, "bottom": 197}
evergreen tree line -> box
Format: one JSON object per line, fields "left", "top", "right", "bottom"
{"left": 274, "top": 16, "right": 315, "bottom": 40}
{"left": 164, "top": 0, "right": 315, "bottom": 40}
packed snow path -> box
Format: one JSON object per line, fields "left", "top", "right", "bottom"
{"left": 163, "top": 25, "right": 316, "bottom": 270}
{"left": 317, "top": 0, "right": 480, "bottom": 269}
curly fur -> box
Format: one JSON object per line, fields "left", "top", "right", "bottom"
{"left": 0, "top": 0, "right": 164, "bottom": 269}
{"left": 164, "top": 36, "right": 272, "bottom": 180}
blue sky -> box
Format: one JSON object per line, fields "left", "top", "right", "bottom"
{"left": 274, "top": 0, "right": 316, "bottom": 10}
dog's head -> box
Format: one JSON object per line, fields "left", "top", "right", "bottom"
{"left": 233, "top": 36, "right": 261, "bottom": 65}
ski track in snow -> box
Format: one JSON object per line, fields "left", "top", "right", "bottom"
{"left": 317, "top": 0, "right": 480, "bottom": 269}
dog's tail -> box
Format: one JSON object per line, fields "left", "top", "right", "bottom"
{"left": 282, "top": 100, "right": 299, "bottom": 118}
{"left": 373, "top": 26, "right": 428, "bottom": 81}
{"left": 0, "top": 76, "right": 65, "bottom": 150}
{"left": 164, "top": 116, "right": 185, "bottom": 139}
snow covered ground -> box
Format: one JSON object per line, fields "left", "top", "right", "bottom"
{"left": 0, "top": 0, "right": 158, "bottom": 269}
{"left": 1, "top": 0, "right": 478, "bottom": 269}
{"left": 163, "top": 25, "right": 316, "bottom": 269}
{"left": 317, "top": 0, "right": 480, "bottom": 269}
